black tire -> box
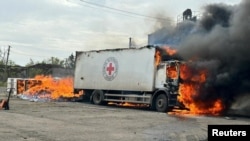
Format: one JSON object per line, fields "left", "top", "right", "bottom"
{"left": 155, "top": 94, "right": 168, "bottom": 112}
{"left": 92, "top": 90, "right": 104, "bottom": 105}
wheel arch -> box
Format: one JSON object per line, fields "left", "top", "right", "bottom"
{"left": 150, "top": 89, "right": 170, "bottom": 110}
{"left": 90, "top": 90, "right": 104, "bottom": 104}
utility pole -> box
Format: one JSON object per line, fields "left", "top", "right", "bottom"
{"left": 5, "top": 45, "right": 10, "bottom": 66}
{"left": 4, "top": 45, "right": 11, "bottom": 81}
{"left": 129, "top": 37, "right": 132, "bottom": 48}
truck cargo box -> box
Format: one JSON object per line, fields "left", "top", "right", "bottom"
{"left": 74, "top": 47, "right": 156, "bottom": 91}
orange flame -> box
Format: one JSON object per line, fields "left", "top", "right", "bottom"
{"left": 22, "top": 75, "right": 82, "bottom": 100}
{"left": 157, "top": 46, "right": 224, "bottom": 115}
{"left": 108, "top": 102, "right": 149, "bottom": 108}
{"left": 17, "top": 80, "right": 25, "bottom": 94}
{"left": 167, "top": 65, "right": 178, "bottom": 79}
{"left": 155, "top": 50, "right": 161, "bottom": 66}
{"left": 162, "top": 45, "right": 177, "bottom": 56}
{"left": 178, "top": 64, "right": 224, "bottom": 115}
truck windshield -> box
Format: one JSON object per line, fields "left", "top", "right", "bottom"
{"left": 167, "top": 63, "right": 178, "bottom": 79}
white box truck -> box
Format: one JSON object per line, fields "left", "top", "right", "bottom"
{"left": 73, "top": 46, "right": 183, "bottom": 112}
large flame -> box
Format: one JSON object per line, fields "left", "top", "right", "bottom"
{"left": 155, "top": 45, "right": 176, "bottom": 66}
{"left": 167, "top": 65, "right": 178, "bottom": 78}
{"left": 159, "top": 46, "right": 224, "bottom": 115}
{"left": 178, "top": 64, "right": 224, "bottom": 115}
{"left": 22, "top": 75, "right": 82, "bottom": 100}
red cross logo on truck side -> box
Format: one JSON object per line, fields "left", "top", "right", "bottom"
{"left": 106, "top": 63, "right": 114, "bottom": 75}
{"left": 103, "top": 57, "right": 118, "bottom": 81}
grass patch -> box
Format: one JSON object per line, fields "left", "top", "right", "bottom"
{"left": 0, "top": 81, "right": 7, "bottom": 87}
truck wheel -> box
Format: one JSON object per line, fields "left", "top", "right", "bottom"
{"left": 155, "top": 94, "right": 168, "bottom": 112}
{"left": 92, "top": 90, "right": 104, "bottom": 105}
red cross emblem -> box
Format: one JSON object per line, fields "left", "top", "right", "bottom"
{"left": 106, "top": 63, "right": 115, "bottom": 75}
{"left": 103, "top": 57, "right": 118, "bottom": 81}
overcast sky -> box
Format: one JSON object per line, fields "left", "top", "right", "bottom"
{"left": 0, "top": 0, "right": 241, "bottom": 66}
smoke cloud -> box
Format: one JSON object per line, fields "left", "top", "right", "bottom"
{"left": 151, "top": 0, "right": 250, "bottom": 115}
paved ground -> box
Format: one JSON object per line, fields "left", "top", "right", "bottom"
{"left": 0, "top": 89, "right": 250, "bottom": 141}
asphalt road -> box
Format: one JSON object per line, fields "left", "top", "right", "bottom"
{"left": 0, "top": 91, "right": 250, "bottom": 141}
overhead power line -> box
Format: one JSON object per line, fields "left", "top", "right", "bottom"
{"left": 11, "top": 49, "right": 50, "bottom": 58}
{"left": 78, "top": 0, "right": 173, "bottom": 22}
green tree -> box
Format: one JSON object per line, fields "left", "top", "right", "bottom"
{"left": 0, "top": 49, "right": 5, "bottom": 65}
{"left": 7, "top": 60, "right": 16, "bottom": 66}
{"left": 46, "top": 57, "right": 64, "bottom": 66}
{"left": 23, "top": 57, "right": 65, "bottom": 77}
{"left": 65, "top": 53, "right": 75, "bottom": 69}
{"left": 25, "top": 59, "right": 36, "bottom": 67}
{"left": 22, "top": 55, "right": 75, "bottom": 78}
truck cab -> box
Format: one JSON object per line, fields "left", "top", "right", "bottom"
{"left": 151, "top": 60, "right": 182, "bottom": 112}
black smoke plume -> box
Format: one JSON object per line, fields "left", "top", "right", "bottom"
{"left": 150, "top": 0, "right": 250, "bottom": 115}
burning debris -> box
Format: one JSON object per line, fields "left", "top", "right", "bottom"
{"left": 150, "top": 0, "right": 250, "bottom": 116}
{"left": 12, "top": 75, "right": 83, "bottom": 102}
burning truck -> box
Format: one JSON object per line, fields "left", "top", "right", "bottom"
{"left": 73, "top": 46, "right": 185, "bottom": 112}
